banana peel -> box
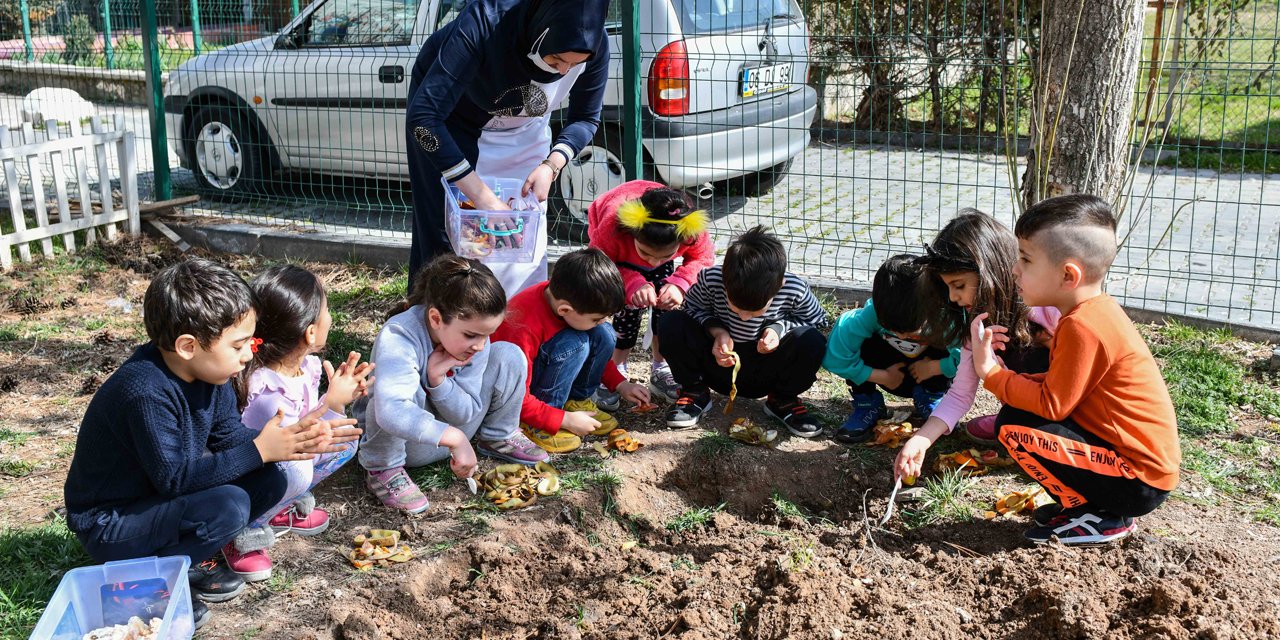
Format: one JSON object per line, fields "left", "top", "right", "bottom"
{"left": 348, "top": 529, "right": 414, "bottom": 571}
{"left": 728, "top": 417, "right": 778, "bottom": 447}
{"left": 607, "top": 428, "right": 644, "bottom": 453}
{"left": 935, "top": 448, "right": 1017, "bottom": 477}
{"left": 864, "top": 421, "right": 916, "bottom": 448}
{"left": 476, "top": 461, "right": 561, "bottom": 510}
{"left": 983, "top": 487, "right": 1045, "bottom": 519}
{"left": 723, "top": 350, "right": 741, "bottom": 414}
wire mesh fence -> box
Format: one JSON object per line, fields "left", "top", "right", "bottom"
{"left": 0, "top": 0, "right": 1276, "bottom": 328}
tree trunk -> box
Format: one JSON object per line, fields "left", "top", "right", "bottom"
{"left": 1021, "top": 0, "right": 1144, "bottom": 210}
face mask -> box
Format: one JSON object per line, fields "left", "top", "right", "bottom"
{"left": 527, "top": 28, "right": 561, "bottom": 74}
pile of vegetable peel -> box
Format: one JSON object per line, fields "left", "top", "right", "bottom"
{"left": 728, "top": 417, "right": 778, "bottom": 447}
{"left": 607, "top": 428, "right": 643, "bottom": 452}
{"left": 934, "top": 448, "right": 1017, "bottom": 476}
{"left": 983, "top": 487, "right": 1045, "bottom": 519}
{"left": 864, "top": 421, "right": 916, "bottom": 448}
{"left": 477, "top": 462, "right": 560, "bottom": 509}
{"left": 348, "top": 529, "right": 414, "bottom": 571}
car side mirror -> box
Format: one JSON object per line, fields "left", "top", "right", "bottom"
{"left": 275, "top": 20, "right": 307, "bottom": 49}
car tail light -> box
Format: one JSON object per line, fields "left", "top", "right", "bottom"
{"left": 649, "top": 40, "right": 689, "bottom": 117}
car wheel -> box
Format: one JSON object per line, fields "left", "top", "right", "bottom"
{"left": 548, "top": 127, "right": 629, "bottom": 242}
{"left": 724, "top": 158, "right": 795, "bottom": 198}
{"left": 186, "top": 106, "right": 267, "bottom": 196}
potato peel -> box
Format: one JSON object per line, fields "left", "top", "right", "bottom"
{"left": 983, "top": 487, "right": 1045, "bottom": 519}
{"left": 476, "top": 461, "right": 561, "bottom": 509}
{"left": 935, "top": 448, "right": 1017, "bottom": 477}
{"left": 607, "top": 428, "right": 644, "bottom": 453}
{"left": 863, "top": 420, "right": 916, "bottom": 449}
{"left": 348, "top": 530, "right": 413, "bottom": 570}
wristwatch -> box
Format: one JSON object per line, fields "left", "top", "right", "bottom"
{"left": 539, "top": 157, "right": 562, "bottom": 179}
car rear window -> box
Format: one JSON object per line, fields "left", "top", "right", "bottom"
{"left": 670, "top": 0, "right": 795, "bottom": 35}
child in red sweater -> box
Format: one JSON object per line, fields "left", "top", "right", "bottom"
{"left": 493, "top": 249, "right": 651, "bottom": 453}
{"left": 587, "top": 181, "right": 713, "bottom": 403}
{"left": 971, "top": 194, "right": 1180, "bottom": 546}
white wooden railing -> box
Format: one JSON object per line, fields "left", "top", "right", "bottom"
{"left": 0, "top": 117, "right": 139, "bottom": 269}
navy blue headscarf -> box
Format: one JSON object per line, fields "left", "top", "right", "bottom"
{"left": 514, "top": 0, "right": 611, "bottom": 83}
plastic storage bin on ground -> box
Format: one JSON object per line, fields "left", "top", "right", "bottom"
{"left": 29, "top": 555, "right": 194, "bottom": 640}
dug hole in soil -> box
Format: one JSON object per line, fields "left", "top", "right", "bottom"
{"left": 295, "top": 416, "right": 1280, "bottom": 640}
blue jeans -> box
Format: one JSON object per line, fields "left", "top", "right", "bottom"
{"left": 530, "top": 324, "right": 616, "bottom": 409}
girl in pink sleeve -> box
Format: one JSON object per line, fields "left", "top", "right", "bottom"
{"left": 227, "top": 265, "right": 373, "bottom": 581}
{"left": 586, "top": 180, "right": 713, "bottom": 403}
{"left": 896, "top": 210, "right": 1059, "bottom": 482}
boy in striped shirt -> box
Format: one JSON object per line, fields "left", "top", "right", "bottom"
{"left": 656, "top": 226, "right": 829, "bottom": 435}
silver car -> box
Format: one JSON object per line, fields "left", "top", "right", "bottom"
{"left": 164, "top": 0, "right": 815, "bottom": 234}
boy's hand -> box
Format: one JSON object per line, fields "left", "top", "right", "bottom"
{"left": 561, "top": 410, "right": 601, "bottom": 436}
{"left": 894, "top": 434, "right": 931, "bottom": 482}
{"left": 617, "top": 381, "right": 651, "bottom": 407}
{"left": 870, "top": 363, "right": 906, "bottom": 389}
{"left": 969, "top": 313, "right": 1004, "bottom": 380}
{"left": 630, "top": 285, "right": 658, "bottom": 308}
{"left": 449, "top": 440, "right": 478, "bottom": 480}
{"left": 324, "top": 352, "right": 375, "bottom": 411}
{"left": 907, "top": 358, "right": 942, "bottom": 382}
{"left": 254, "top": 411, "right": 361, "bottom": 463}
{"left": 756, "top": 327, "right": 780, "bottom": 354}
{"left": 711, "top": 330, "right": 736, "bottom": 367}
{"left": 426, "top": 346, "right": 468, "bottom": 388}
{"left": 656, "top": 284, "right": 684, "bottom": 310}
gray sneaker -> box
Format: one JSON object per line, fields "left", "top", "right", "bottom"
{"left": 648, "top": 362, "right": 679, "bottom": 402}
{"left": 594, "top": 384, "right": 621, "bottom": 412}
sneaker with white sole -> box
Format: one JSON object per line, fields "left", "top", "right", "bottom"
{"left": 1023, "top": 507, "right": 1136, "bottom": 546}
{"left": 269, "top": 505, "right": 330, "bottom": 537}
{"left": 594, "top": 385, "right": 622, "bottom": 412}
{"left": 477, "top": 431, "right": 549, "bottom": 465}
{"left": 648, "top": 361, "right": 680, "bottom": 402}
{"left": 221, "top": 543, "right": 272, "bottom": 583}
{"left": 365, "top": 467, "right": 430, "bottom": 514}
{"left": 665, "top": 389, "right": 712, "bottom": 429}
{"left": 764, "top": 397, "right": 823, "bottom": 438}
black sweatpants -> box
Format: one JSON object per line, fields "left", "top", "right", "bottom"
{"left": 846, "top": 334, "right": 953, "bottom": 398}
{"left": 995, "top": 407, "right": 1169, "bottom": 517}
{"left": 657, "top": 310, "right": 826, "bottom": 400}
{"left": 612, "top": 260, "right": 677, "bottom": 350}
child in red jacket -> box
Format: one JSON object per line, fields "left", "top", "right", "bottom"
{"left": 587, "top": 180, "right": 713, "bottom": 404}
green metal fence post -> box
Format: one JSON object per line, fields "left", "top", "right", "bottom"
{"left": 190, "top": 0, "right": 203, "bottom": 55}
{"left": 101, "top": 0, "right": 114, "bottom": 70}
{"left": 621, "top": 0, "right": 643, "bottom": 180}
{"left": 19, "top": 0, "right": 33, "bottom": 62}
{"left": 141, "top": 0, "right": 171, "bottom": 201}
{"left": 291, "top": 0, "right": 300, "bottom": 18}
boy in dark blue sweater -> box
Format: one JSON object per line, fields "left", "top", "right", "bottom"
{"left": 63, "top": 258, "right": 360, "bottom": 629}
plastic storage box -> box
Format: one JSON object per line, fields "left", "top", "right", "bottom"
{"left": 29, "top": 555, "right": 194, "bottom": 640}
{"left": 443, "top": 177, "right": 541, "bottom": 263}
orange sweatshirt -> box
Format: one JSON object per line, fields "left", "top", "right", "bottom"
{"left": 983, "top": 294, "right": 1181, "bottom": 491}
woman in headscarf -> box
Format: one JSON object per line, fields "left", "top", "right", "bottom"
{"left": 405, "top": 0, "right": 611, "bottom": 296}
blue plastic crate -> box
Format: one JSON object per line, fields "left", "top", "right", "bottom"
{"left": 30, "top": 556, "right": 194, "bottom": 640}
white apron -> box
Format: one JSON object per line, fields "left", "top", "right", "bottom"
{"left": 476, "top": 65, "right": 585, "bottom": 298}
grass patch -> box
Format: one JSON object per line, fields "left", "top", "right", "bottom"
{"left": 695, "top": 431, "right": 737, "bottom": 458}
{"left": 0, "top": 520, "right": 91, "bottom": 638}
{"left": 0, "top": 327, "right": 19, "bottom": 343}
{"left": 770, "top": 491, "right": 806, "bottom": 520}
{"left": 0, "top": 429, "right": 31, "bottom": 448}
{"left": 323, "top": 328, "right": 373, "bottom": 365}
{"left": 902, "top": 467, "right": 978, "bottom": 528}
{"left": 262, "top": 569, "right": 296, "bottom": 594}
{"left": 408, "top": 461, "right": 456, "bottom": 492}
{"left": 0, "top": 459, "right": 35, "bottom": 477}
{"left": 664, "top": 504, "right": 724, "bottom": 533}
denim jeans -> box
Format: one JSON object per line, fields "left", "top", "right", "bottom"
{"left": 530, "top": 323, "right": 616, "bottom": 408}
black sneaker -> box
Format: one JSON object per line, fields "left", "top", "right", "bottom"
{"left": 1032, "top": 502, "right": 1063, "bottom": 526}
{"left": 666, "top": 389, "right": 712, "bottom": 429}
{"left": 764, "top": 398, "right": 822, "bottom": 438}
{"left": 1024, "top": 509, "right": 1137, "bottom": 546}
{"left": 188, "top": 556, "right": 245, "bottom": 603}
{"left": 193, "top": 599, "right": 211, "bottom": 630}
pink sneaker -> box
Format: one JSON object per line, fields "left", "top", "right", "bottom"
{"left": 269, "top": 506, "right": 330, "bottom": 537}
{"left": 964, "top": 414, "right": 998, "bottom": 443}
{"left": 365, "top": 467, "right": 430, "bottom": 514}
{"left": 222, "top": 542, "right": 272, "bottom": 582}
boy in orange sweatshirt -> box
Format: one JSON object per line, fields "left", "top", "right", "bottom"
{"left": 970, "top": 194, "right": 1180, "bottom": 546}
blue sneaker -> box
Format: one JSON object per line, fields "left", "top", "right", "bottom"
{"left": 834, "top": 392, "right": 885, "bottom": 443}
{"left": 912, "top": 385, "right": 945, "bottom": 418}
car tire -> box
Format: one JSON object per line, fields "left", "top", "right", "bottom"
{"left": 185, "top": 106, "right": 268, "bottom": 197}
{"left": 724, "top": 158, "right": 795, "bottom": 198}
{"left": 548, "top": 126, "right": 631, "bottom": 242}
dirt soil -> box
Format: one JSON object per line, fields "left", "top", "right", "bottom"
{"left": 2, "top": 237, "right": 1280, "bottom": 640}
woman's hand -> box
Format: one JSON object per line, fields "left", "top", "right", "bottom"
{"left": 522, "top": 160, "right": 560, "bottom": 202}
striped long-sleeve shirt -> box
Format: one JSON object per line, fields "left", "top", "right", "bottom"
{"left": 684, "top": 266, "right": 829, "bottom": 343}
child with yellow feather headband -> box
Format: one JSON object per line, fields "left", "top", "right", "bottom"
{"left": 587, "top": 180, "right": 714, "bottom": 404}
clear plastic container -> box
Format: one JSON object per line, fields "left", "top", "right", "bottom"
{"left": 443, "top": 177, "right": 541, "bottom": 263}
{"left": 30, "top": 555, "right": 194, "bottom": 640}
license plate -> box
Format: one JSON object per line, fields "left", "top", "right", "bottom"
{"left": 740, "top": 63, "right": 792, "bottom": 98}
